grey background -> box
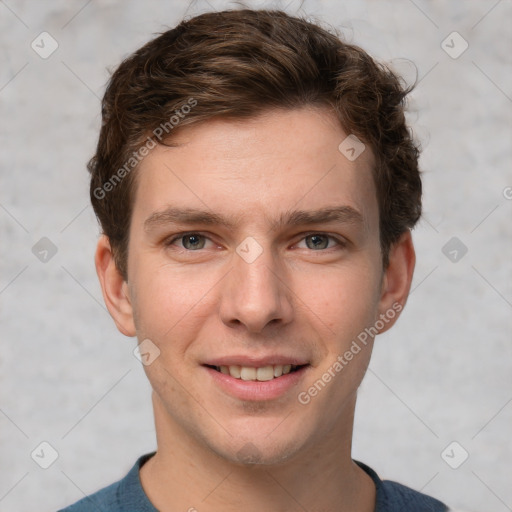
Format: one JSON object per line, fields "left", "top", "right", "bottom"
{"left": 1, "top": 1, "right": 511, "bottom": 511}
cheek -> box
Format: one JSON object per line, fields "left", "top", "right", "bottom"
{"left": 130, "top": 264, "right": 214, "bottom": 343}
{"left": 308, "top": 264, "right": 382, "bottom": 337}
{"left": 129, "top": 262, "right": 219, "bottom": 355}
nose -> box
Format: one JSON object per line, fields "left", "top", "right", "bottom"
{"left": 219, "top": 244, "right": 294, "bottom": 334}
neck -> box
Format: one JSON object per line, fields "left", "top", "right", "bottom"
{"left": 140, "top": 392, "right": 376, "bottom": 512}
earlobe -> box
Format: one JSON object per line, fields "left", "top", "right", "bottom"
{"left": 376, "top": 231, "right": 416, "bottom": 334}
{"left": 95, "top": 235, "right": 136, "bottom": 337}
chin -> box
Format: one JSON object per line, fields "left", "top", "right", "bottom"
{"left": 207, "top": 424, "right": 311, "bottom": 468}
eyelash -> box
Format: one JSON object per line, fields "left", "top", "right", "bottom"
{"left": 164, "top": 232, "right": 346, "bottom": 252}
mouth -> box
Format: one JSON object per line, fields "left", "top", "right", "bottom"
{"left": 205, "top": 364, "right": 308, "bottom": 382}
{"left": 203, "top": 360, "right": 310, "bottom": 401}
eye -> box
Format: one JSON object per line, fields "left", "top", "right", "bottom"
{"left": 165, "top": 232, "right": 346, "bottom": 253}
{"left": 296, "top": 233, "right": 345, "bottom": 251}
{"left": 166, "top": 233, "right": 213, "bottom": 250}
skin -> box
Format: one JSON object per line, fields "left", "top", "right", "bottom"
{"left": 96, "top": 107, "right": 415, "bottom": 512}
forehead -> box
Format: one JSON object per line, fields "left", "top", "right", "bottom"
{"left": 132, "top": 107, "right": 378, "bottom": 232}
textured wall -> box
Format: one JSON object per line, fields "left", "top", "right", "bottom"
{"left": 1, "top": 1, "right": 511, "bottom": 511}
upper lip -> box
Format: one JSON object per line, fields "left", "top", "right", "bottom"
{"left": 203, "top": 355, "right": 310, "bottom": 367}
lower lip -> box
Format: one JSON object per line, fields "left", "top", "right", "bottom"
{"left": 204, "top": 365, "right": 309, "bottom": 401}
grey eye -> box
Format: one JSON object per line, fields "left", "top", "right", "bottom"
{"left": 305, "top": 234, "right": 330, "bottom": 250}
{"left": 181, "top": 234, "right": 206, "bottom": 250}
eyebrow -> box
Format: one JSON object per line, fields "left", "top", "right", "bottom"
{"left": 144, "top": 205, "right": 364, "bottom": 233}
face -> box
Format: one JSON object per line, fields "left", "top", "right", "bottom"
{"left": 101, "top": 107, "right": 412, "bottom": 466}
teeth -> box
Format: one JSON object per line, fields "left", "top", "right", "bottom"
{"left": 217, "top": 364, "right": 301, "bottom": 381}
{"left": 256, "top": 365, "right": 274, "bottom": 381}
{"left": 240, "top": 367, "right": 257, "bottom": 381}
{"left": 228, "top": 365, "right": 241, "bottom": 378}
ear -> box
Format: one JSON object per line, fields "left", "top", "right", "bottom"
{"left": 95, "top": 235, "right": 136, "bottom": 337}
{"left": 376, "top": 230, "right": 416, "bottom": 334}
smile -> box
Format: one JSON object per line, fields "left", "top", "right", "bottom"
{"left": 208, "top": 364, "right": 305, "bottom": 381}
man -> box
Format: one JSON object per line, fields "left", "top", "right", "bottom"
{"left": 60, "top": 8, "right": 451, "bottom": 511}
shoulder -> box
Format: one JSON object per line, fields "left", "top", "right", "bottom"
{"left": 379, "top": 479, "right": 449, "bottom": 511}
{"left": 58, "top": 453, "right": 157, "bottom": 512}
{"left": 57, "top": 479, "right": 121, "bottom": 511}
{"left": 355, "top": 460, "right": 449, "bottom": 512}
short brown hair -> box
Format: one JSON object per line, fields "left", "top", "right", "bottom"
{"left": 88, "top": 8, "right": 421, "bottom": 279}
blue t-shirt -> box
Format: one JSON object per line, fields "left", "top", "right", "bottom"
{"left": 58, "top": 452, "right": 448, "bottom": 511}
